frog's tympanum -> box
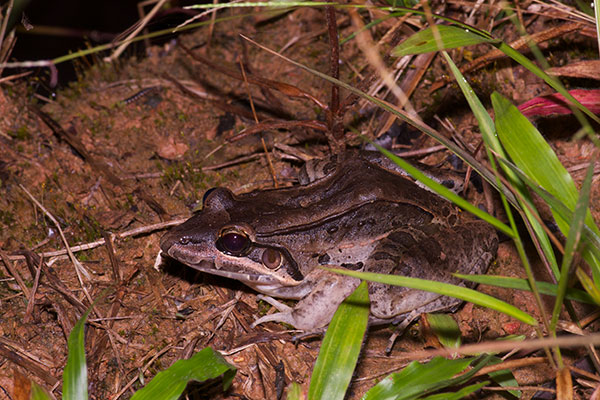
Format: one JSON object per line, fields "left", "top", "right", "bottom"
{"left": 160, "top": 151, "right": 498, "bottom": 330}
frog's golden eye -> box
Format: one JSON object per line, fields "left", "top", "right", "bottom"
{"left": 261, "top": 248, "right": 282, "bottom": 269}
{"left": 216, "top": 230, "right": 251, "bottom": 256}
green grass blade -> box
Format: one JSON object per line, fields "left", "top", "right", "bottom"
{"left": 187, "top": 1, "right": 329, "bottom": 9}
{"left": 309, "top": 282, "right": 369, "bottom": 400}
{"left": 486, "top": 356, "right": 520, "bottom": 398}
{"left": 493, "top": 92, "right": 579, "bottom": 210}
{"left": 496, "top": 156, "right": 600, "bottom": 258}
{"left": 130, "top": 348, "right": 236, "bottom": 400}
{"left": 442, "top": 50, "right": 558, "bottom": 277}
{"left": 423, "top": 381, "right": 489, "bottom": 400}
{"left": 375, "top": 146, "right": 512, "bottom": 237}
{"left": 440, "top": 53, "right": 496, "bottom": 146}
{"left": 30, "top": 381, "right": 53, "bottom": 400}
{"left": 442, "top": 50, "right": 557, "bottom": 333}
{"left": 323, "top": 267, "right": 537, "bottom": 326}
{"left": 393, "top": 25, "right": 497, "bottom": 56}
{"left": 285, "top": 382, "right": 303, "bottom": 400}
{"left": 551, "top": 155, "right": 596, "bottom": 330}
{"left": 596, "top": 0, "right": 600, "bottom": 49}
{"left": 492, "top": 92, "right": 600, "bottom": 279}
{"left": 424, "top": 314, "right": 461, "bottom": 349}
{"left": 493, "top": 42, "right": 600, "bottom": 126}
{"left": 63, "top": 307, "right": 93, "bottom": 400}
{"left": 362, "top": 355, "right": 492, "bottom": 400}
{"left": 241, "top": 34, "right": 519, "bottom": 208}
{"left": 576, "top": 268, "right": 600, "bottom": 304}
{"left": 454, "top": 274, "right": 597, "bottom": 305}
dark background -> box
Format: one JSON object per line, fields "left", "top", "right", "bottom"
{"left": 4, "top": 0, "right": 200, "bottom": 86}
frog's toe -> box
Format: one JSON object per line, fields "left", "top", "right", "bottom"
{"left": 253, "top": 295, "right": 297, "bottom": 328}
{"left": 256, "top": 294, "right": 292, "bottom": 312}
{"left": 252, "top": 312, "right": 297, "bottom": 328}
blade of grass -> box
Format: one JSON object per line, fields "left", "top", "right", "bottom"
{"left": 31, "top": 381, "right": 54, "bottom": 400}
{"left": 240, "top": 34, "right": 520, "bottom": 209}
{"left": 441, "top": 50, "right": 553, "bottom": 334}
{"left": 373, "top": 145, "right": 512, "bottom": 237}
{"left": 496, "top": 156, "right": 600, "bottom": 259}
{"left": 442, "top": 50, "right": 558, "bottom": 279}
{"left": 285, "top": 382, "right": 303, "bottom": 400}
{"left": 486, "top": 356, "right": 521, "bottom": 398}
{"left": 309, "top": 281, "right": 369, "bottom": 400}
{"left": 424, "top": 314, "right": 461, "bottom": 350}
{"left": 575, "top": 268, "right": 600, "bottom": 305}
{"left": 130, "top": 347, "right": 236, "bottom": 400}
{"left": 322, "top": 267, "right": 537, "bottom": 326}
{"left": 492, "top": 92, "right": 600, "bottom": 281}
{"left": 498, "top": 157, "right": 600, "bottom": 304}
{"left": 550, "top": 154, "right": 597, "bottom": 333}
{"left": 362, "top": 355, "right": 492, "bottom": 400}
{"left": 393, "top": 25, "right": 497, "bottom": 56}
{"left": 63, "top": 307, "right": 93, "bottom": 400}
{"left": 423, "top": 381, "right": 489, "bottom": 400}
{"left": 454, "top": 274, "right": 597, "bottom": 305}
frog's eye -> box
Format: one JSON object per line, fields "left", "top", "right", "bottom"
{"left": 216, "top": 230, "right": 251, "bottom": 256}
{"left": 261, "top": 248, "right": 282, "bottom": 269}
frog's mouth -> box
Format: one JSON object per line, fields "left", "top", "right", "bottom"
{"left": 187, "top": 259, "right": 281, "bottom": 284}
{"left": 162, "top": 249, "right": 297, "bottom": 286}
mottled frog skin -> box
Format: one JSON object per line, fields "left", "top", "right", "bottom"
{"left": 160, "top": 151, "right": 498, "bottom": 330}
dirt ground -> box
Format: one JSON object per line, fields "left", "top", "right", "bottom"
{"left": 1, "top": 3, "right": 599, "bottom": 399}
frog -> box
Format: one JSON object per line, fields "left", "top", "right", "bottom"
{"left": 159, "top": 151, "right": 498, "bottom": 330}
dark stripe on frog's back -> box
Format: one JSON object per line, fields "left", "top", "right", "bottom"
{"left": 253, "top": 200, "right": 434, "bottom": 244}
{"left": 228, "top": 155, "right": 453, "bottom": 235}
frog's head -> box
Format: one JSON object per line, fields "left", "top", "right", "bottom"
{"left": 160, "top": 187, "right": 305, "bottom": 292}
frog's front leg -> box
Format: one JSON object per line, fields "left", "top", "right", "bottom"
{"left": 252, "top": 271, "right": 361, "bottom": 330}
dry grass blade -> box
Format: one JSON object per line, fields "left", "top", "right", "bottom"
{"left": 105, "top": 0, "right": 168, "bottom": 62}
{"left": 429, "top": 22, "right": 583, "bottom": 92}
{"left": 349, "top": 8, "right": 420, "bottom": 121}
{"left": 0, "top": 250, "right": 31, "bottom": 298}
{"left": 18, "top": 184, "right": 91, "bottom": 282}
{"left": 402, "top": 333, "right": 600, "bottom": 362}
{"left": 6, "top": 219, "right": 185, "bottom": 263}
{"left": 557, "top": 367, "right": 574, "bottom": 400}
{"left": 0, "top": 338, "right": 59, "bottom": 387}
{"left": 180, "top": 44, "right": 329, "bottom": 111}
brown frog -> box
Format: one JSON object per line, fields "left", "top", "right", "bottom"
{"left": 160, "top": 151, "right": 498, "bottom": 330}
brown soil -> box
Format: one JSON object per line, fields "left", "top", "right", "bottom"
{"left": 1, "top": 3, "right": 599, "bottom": 399}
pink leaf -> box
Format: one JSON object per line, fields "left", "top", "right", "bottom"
{"left": 518, "top": 89, "right": 600, "bottom": 117}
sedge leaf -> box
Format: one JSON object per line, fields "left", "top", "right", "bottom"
{"left": 309, "top": 281, "right": 369, "bottom": 400}
{"left": 130, "top": 347, "right": 235, "bottom": 400}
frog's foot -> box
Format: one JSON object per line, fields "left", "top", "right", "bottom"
{"left": 256, "top": 294, "right": 292, "bottom": 312}
{"left": 252, "top": 295, "right": 295, "bottom": 328}
{"left": 252, "top": 296, "right": 327, "bottom": 339}
{"left": 385, "top": 310, "right": 420, "bottom": 354}
{"left": 291, "top": 329, "right": 326, "bottom": 342}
